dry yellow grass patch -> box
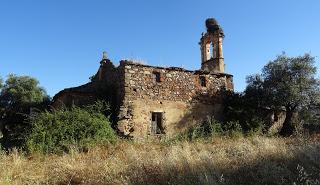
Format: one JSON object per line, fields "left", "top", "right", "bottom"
{"left": 0, "top": 136, "right": 319, "bottom": 185}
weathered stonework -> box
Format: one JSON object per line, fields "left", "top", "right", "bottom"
{"left": 115, "top": 61, "right": 233, "bottom": 137}
{"left": 52, "top": 18, "right": 234, "bottom": 139}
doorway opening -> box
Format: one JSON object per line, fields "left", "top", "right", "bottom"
{"left": 151, "top": 112, "right": 164, "bottom": 134}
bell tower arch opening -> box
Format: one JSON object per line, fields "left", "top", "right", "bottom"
{"left": 209, "top": 42, "right": 215, "bottom": 59}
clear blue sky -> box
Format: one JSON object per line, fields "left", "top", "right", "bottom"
{"left": 1, "top": 0, "right": 320, "bottom": 96}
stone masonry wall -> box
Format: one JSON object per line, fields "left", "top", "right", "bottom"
{"left": 121, "top": 61, "right": 233, "bottom": 103}
{"left": 53, "top": 59, "right": 234, "bottom": 138}
{"left": 116, "top": 61, "right": 233, "bottom": 137}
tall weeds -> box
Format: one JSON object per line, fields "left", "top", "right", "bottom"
{"left": 0, "top": 136, "right": 319, "bottom": 185}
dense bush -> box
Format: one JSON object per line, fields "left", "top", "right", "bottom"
{"left": 175, "top": 117, "right": 221, "bottom": 141}
{"left": 177, "top": 117, "right": 248, "bottom": 141}
{"left": 0, "top": 74, "right": 50, "bottom": 149}
{"left": 26, "top": 101, "right": 117, "bottom": 154}
{"left": 222, "top": 90, "right": 265, "bottom": 134}
{"left": 222, "top": 121, "right": 243, "bottom": 138}
{"left": 189, "top": 117, "right": 223, "bottom": 139}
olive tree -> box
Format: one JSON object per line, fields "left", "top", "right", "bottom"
{"left": 245, "top": 53, "right": 320, "bottom": 136}
{"left": 0, "top": 77, "right": 3, "bottom": 89}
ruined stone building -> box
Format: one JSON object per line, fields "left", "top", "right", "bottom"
{"left": 52, "top": 18, "right": 234, "bottom": 138}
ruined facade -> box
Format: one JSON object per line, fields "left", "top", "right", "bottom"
{"left": 52, "top": 18, "right": 234, "bottom": 138}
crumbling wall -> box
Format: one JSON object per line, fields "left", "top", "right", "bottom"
{"left": 52, "top": 61, "right": 124, "bottom": 124}
{"left": 52, "top": 91, "right": 96, "bottom": 108}
{"left": 51, "top": 83, "right": 98, "bottom": 108}
{"left": 120, "top": 61, "right": 232, "bottom": 102}
{"left": 117, "top": 61, "right": 233, "bottom": 138}
{"left": 52, "top": 59, "right": 234, "bottom": 138}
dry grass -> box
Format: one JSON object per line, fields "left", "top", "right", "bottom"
{"left": 0, "top": 136, "right": 320, "bottom": 185}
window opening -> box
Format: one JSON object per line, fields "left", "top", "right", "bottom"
{"left": 200, "top": 76, "right": 206, "bottom": 87}
{"left": 153, "top": 72, "right": 161, "bottom": 82}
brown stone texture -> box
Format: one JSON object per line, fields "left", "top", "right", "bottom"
{"left": 121, "top": 61, "right": 230, "bottom": 102}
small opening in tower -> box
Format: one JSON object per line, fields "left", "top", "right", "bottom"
{"left": 153, "top": 72, "right": 161, "bottom": 82}
{"left": 210, "top": 43, "right": 214, "bottom": 58}
{"left": 199, "top": 76, "right": 206, "bottom": 87}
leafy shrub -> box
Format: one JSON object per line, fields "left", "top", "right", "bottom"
{"left": 26, "top": 101, "right": 117, "bottom": 154}
{"left": 177, "top": 117, "right": 223, "bottom": 141}
{"left": 222, "top": 90, "right": 267, "bottom": 135}
{"left": 222, "top": 121, "right": 243, "bottom": 138}
{"left": 175, "top": 117, "right": 249, "bottom": 141}
{"left": 197, "top": 116, "right": 223, "bottom": 138}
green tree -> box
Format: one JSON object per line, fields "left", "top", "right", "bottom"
{"left": 0, "top": 77, "right": 3, "bottom": 89}
{"left": 0, "top": 76, "right": 3, "bottom": 112}
{"left": 246, "top": 53, "right": 320, "bottom": 136}
{"left": 0, "top": 74, "right": 50, "bottom": 148}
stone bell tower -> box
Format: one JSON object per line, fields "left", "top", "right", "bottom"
{"left": 200, "top": 18, "right": 225, "bottom": 73}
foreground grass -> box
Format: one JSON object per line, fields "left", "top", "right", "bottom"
{"left": 0, "top": 136, "right": 320, "bottom": 185}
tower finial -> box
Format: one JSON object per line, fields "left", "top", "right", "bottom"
{"left": 102, "top": 51, "right": 108, "bottom": 60}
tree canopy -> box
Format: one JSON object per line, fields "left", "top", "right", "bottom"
{"left": 0, "top": 77, "right": 3, "bottom": 89}
{"left": 0, "top": 74, "right": 50, "bottom": 148}
{"left": 245, "top": 53, "right": 320, "bottom": 136}
{"left": 0, "top": 74, "right": 48, "bottom": 110}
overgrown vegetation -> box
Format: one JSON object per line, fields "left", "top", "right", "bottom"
{"left": 223, "top": 90, "right": 266, "bottom": 133}
{"left": 224, "top": 53, "right": 320, "bottom": 137}
{"left": 26, "top": 101, "right": 117, "bottom": 154}
{"left": 0, "top": 53, "right": 320, "bottom": 184}
{"left": 0, "top": 74, "right": 50, "bottom": 149}
{"left": 176, "top": 117, "right": 246, "bottom": 141}
{"left": 1, "top": 136, "right": 320, "bottom": 185}
{"left": 246, "top": 53, "right": 320, "bottom": 136}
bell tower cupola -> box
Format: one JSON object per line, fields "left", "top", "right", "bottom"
{"left": 200, "top": 18, "right": 225, "bottom": 73}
